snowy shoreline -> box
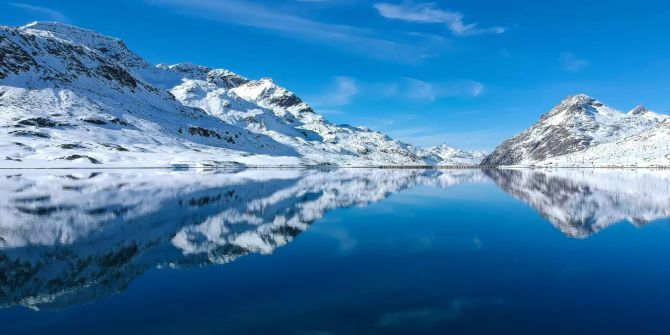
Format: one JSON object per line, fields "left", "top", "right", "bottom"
{"left": 1, "top": 164, "right": 669, "bottom": 170}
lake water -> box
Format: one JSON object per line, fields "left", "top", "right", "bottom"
{"left": 1, "top": 168, "right": 669, "bottom": 335}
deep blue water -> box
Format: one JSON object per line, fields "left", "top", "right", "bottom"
{"left": 1, "top": 168, "right": 669, "bottom": 334}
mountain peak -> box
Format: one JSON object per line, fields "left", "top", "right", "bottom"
{"left": 23, "top": 21, "right": 87, "bottom": 31}
{"left": 19, "top": 21, "right": 148, "bottom": 70}
{"left": 628, "top": 105, "right": 650, "bottom": 115}
{"left": 163, "top": 62, "right": 212, "bottom": 79}
{"left": 561, "top": 94, "right": 598, "bottom": 107}
{"left": 539, "top": 94, "right": 605, "bottom": 122}
{"left": 21, "top": 21, "right": 121, "bottom": 43}
{"left": 167, "top": 62, "right": 211, "bottom": 72}
{"left": 484, "top": 92, "right": 669, "bottom": 166}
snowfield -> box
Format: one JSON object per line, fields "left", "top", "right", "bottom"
{"left": 0, "top": 22, "right": 481, "bottom": 168}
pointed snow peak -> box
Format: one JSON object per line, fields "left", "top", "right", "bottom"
{"left": 561, "top": 94, "right": 599, "bottom": 107}
{"left": 628, "top": 105, "right": 650, "bottom": 115}
{"left": 542, "top": 93, "right": 608, "bottom": 120}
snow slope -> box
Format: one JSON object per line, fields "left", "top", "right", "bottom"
{"left": 482, "top": 94, "right": 669, "bottom": 166}
{"left": 542, "top": 118, "right": 670, "bottom": 167}
{"left": 0, "top": 22, "right": 481, "bottom": 167}
{"left": 163, "top": 63, "right": 430, "bottom": 166}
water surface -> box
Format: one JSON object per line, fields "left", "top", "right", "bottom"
{"left": 1, "top": 168, "right": 669, "bottom": 334}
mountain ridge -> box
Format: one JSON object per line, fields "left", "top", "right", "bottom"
{"left": 0, "top": 21, "right": 482, "bottom": 168}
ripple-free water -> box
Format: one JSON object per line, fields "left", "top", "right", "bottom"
{"left": 1, "top": 168, "right": 669, "bottom": 335}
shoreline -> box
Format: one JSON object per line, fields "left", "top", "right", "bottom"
{"left": 1, "top": 165, "right": 669, "bottom": 170}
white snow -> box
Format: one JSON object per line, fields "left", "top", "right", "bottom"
{"left": 488, "top": 94, "right": 670, "bottom": 167}
{"left": 0, "top": 22, "right": 481, "bottom": 168}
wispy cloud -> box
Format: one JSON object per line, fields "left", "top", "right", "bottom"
{"left": 374, "top": 2, "right": 506, "bottom": 36}
{"left": 560, "top": 52, "right": 590, "bottom": 73}
{"left": 10, "top": 2, "right": 68, "bottom": 22}
{"left": 309, "top": 76, "right": 484, "bottom": 109}
{"left": 308, "top": 76, "right": 359, "bottom": 107}
{"left": 386, "top": 126, "right": 511, "bottom": 149}
{"left": 388, "top": 78, "right": 485, "bottom": 102}
{"left": 148, "top": 0, "right": 443, "bottom": 63}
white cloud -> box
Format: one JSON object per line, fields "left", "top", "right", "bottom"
{"left": 148, "top": 0, "right": 442, "bottom": 63}
{"left": 377, "top": 78, "right": 485, "bottom": 102}
{"left": 308, "top": 76, "right": 359, "bottom": 107}
{"left": 374, "top": 2, "right": 505, "bottom": 36}
{"left": 560, "top": 52, "right": 590, "bottom": 73}
{"left": 10, "top": 2, "right": 68, "bottom": 22}
{"left": 386, "top": 126, "right": 510, "bottom": 149}
{"left": 308, "top": 76, "right": 483, "bottom": 110}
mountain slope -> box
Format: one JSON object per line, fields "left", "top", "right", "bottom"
{"left": 542, "top": 118, "right": 670, "bottom": 167}
{"left": 0, "top": 22, "right": 481, "bottom": 167}
{"left": 482, "top": 94, "right": 668, "bottom": 166}
{"left": 0, "top": 22, "right": 300, "bottom": 167}
{"left": 162, "top": 63, "right": 429, "bottom": 166}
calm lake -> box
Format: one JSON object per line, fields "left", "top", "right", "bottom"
{"left": 1, "top": 168, "right": 669, "bottom": 335}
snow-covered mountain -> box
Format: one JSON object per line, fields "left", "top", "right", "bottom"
{"left": 482, "top": 94, "right": 669, "bottom": 166}
{"left": 418, "top": 144, "right": 487, "bottom": 166}
{"left": 0, "top": 22, "right": 481, "bottom": 167}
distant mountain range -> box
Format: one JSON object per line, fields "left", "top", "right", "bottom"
{"left": 0, "top": 22, "right": 482, "bottom": 168}
{"left": 483, "top": 94, "right": 670, "bottom": 167}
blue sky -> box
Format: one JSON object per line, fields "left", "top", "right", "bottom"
{"left": 3, "top": 0, "right": 670, "bottom": 150}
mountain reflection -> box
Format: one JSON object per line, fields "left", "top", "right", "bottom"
{"left": 1, "top": 168, "right": 669, "bottom": 311}
{"left": 486, "top": 168, "right": 670, "bottom": 238}
{"left": 0, "top": 168, "right": 484, "bottom": 310}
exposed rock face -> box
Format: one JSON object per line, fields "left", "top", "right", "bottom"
{"left": 482, "top": 94, "right": 668, "bottom": 166}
